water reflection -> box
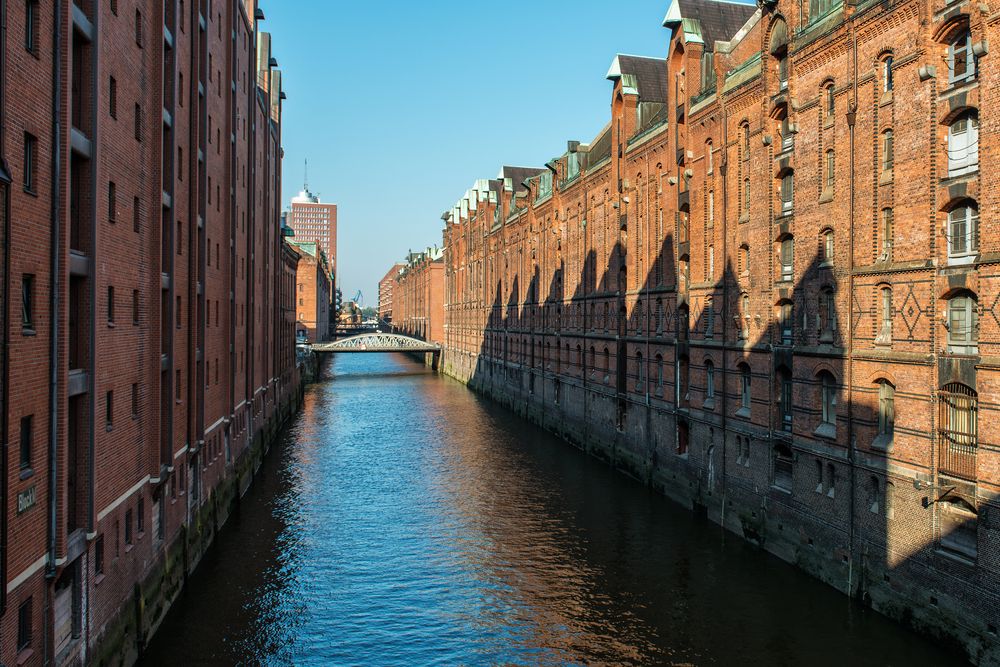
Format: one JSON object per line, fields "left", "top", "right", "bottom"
{"left": 143, "top": 353, "right": 962, "bottom": 666}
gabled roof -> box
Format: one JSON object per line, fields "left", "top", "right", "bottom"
{"left": 606, "top": 55, "right": 667, "bottom": 102}
{"left": 662, "top": 0, "right": 757, "bottom": 51}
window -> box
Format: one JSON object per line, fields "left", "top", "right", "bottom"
{"left": 708, "top": 245, "right": 715, "bottom": 280}
{"left": 95, "top": 535, "right": 105, "bottom": 576}
{"left": 825, "top": 84, "right": 835, "bottom": 118}
{"left": 701, "top": 51, "right": 716, "bottom": 91}
{"left": 705, "top": 360, "right": 715, "bottom": 400}
{"left": 820, "top": 372, "right": 837, "bottom": 426}
{"left": 131, "top": 383, "right": 139, "bottom": 418}
{"left": 880, "top": 208, "right": 893, "bottom": 260}
{"left": 125, "top": 509, "right": 133, "bottom": 545}
{"left": 780, "top": 172, "right": 794, "bottom": 214}
{"left": 939, "top": 498, "right": 978, "bottom": 559}
{"left": 176, "top": 295, "right": 181, "bottom": 328}
{"left": 779, "top": 301, "right": 793, "bottom": 344}
{"left": 740, "top": 364, "right": 751, "bottom": 412}
{"left": 106, "top": 390, "right": 114, "bottom": 430}
{"left": 947, "top": 112, "right": 979, "bottom": 176}
{"left": 107, "top": 286, "right": 115, "bottom": 323}
{"left": 780, "top": 114, "right": 793, "bottom": 152}
{"left": 738, "top": 436, "right": 751, "bottom": 466}
{"left": 877, "top": 286, "right": 892, "bottom": 345}
{"left": 948, "top": 30, "right": 974, "bottom": 83}
{"left": 177, "top": 220, "right": 183, "bottom": 255}
{"left": 780, "top": 237, "right": 794, "bottom": 281}
{"left": 825, "top": 150, "right": 835, "bottom": 190}
{"left": 108, "top": 181, "right": 116, "bottom": 222}
{"left": 822, "top": 229, "right": 834, "bottom": 264}
{"left": 22, "top": 274, "right": 35, "bottom": 330}
{"left": 743, "top": 178, "right": 750, "bottom": 215}
{"left": 742, "top": 124, "right": 750, "bottom": 155}
{"left": 882, "top": 129, "right": 894, "bottom": 171}
{"left": 175, "top": 370, "right": 181, "bottom": 401}
{"left": 938, "top": 383, "right": 977, "bottom": 480}
{"left": 877, "top": 380, "right": 895, "bottom": 444}
{"left": 135, "top": 9, "right": 143, "bottom": 47}
{"left": 706, "top": 141, "right": 713, "bottom": 173}
{"left": 869, "top": 476, "right": 881, "bottom": 513}
{"left": 134, "top": 104, "right": 142, "bottom": 141}
{"left": 777, "top": 53, "right": 788, "bottom": 90}
{"left": 740, "top": 246, "right": 750, "bottom": 275}
{"left": 708, "top": 190, "right": 714, "bottom": 226}
{"left": 883, "top": 56, "right": 894, "bottom": 92}
{"left": 810, "top": 0, "right": 834, "bottom": 19}
{"left": 20, "top": 415, "right": 32, "bottom": 470}
{"left": 655, "top": 354, "right": 664, "bottom": 393}
{"left": 138, "top": 498, "right": 145, "bottom": 534}
{"left": 17, "top": 598, "right": 32, "bottom": 651}
{"left": 25, "top": 0, "right": 39, "bottom": 54}
{"left": 23, "top": 132, "right": 37, "bottom": 192}
{"left": 740, "top": 293, "right": 750, "bottom": 339}
{"left": 778, "top": 367, "right": 793, "bottom": 430}
{"left": 820, "top": 287, "right": 836, "bottom": 339}
{"left": 947, "top": 294, "right": 978, "bottom": 353}
{"left": 109, "top": 76, "right": 117, "bottom": 118}
{"left": 773, "top": 444, "right": 793, "bottom": 491}
{"left": 948, "top": 203, "right": 979, "bottom": 258}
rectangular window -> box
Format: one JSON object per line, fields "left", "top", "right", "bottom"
{"left": 106, "top": 390, "right": 114, "bottom": 430}
{"left": 138, "top": 498, "right": 145, "bottom": 534}
{"left": 22, "top": 274, "right": 35, "bottom": 330}
{"left": 109, "top": 76, "right": 117, "bottom": 118}
{"left": 135, "top": 9, "right": 142, "bottom": 47}
{"left": 95, "top": 535, "right": 105, "bottom": 576}
{"left": 19, "top": 415, "right": 33, "bottom": 470}
{"left": 131, "top": 383, "right": 139, "bottom": 418}
{"left": 125, "top": 509, "right": 133, "bottom": 545}
{"left": 23, "top": 132, "right": 37, "bottom": 192}
{"left": 107, "top": 286, "right": 115, "bottom": 323}
{"left": 108, "top": 181, "right": 116, "bottom": 222}
{"left": 25, "top": 0, "right": 39, "bottom": 54}
{"left": 17, "top": 598, "right": 32, "bottom": 651}
{"left": 825, "top": 151, "right": 835, "bottom": 189}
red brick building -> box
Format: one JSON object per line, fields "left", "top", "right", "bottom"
{"left": 377, "top": 263, "right": 404, "bottom": 325}
{"left": 392, "top": 249, "right": 445, "bottom": 346}
{"left": 438, "top": 0, "right": 1000, "bottom": 661}
{"left": 0, "top": 3, "right": 300, "bottom": 665}
{"left": 289, "top": 240, "right": 333, "bottom": 343}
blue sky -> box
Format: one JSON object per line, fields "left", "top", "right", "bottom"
{"left": 266, "top": 0, "right": 684, "bottom": 303}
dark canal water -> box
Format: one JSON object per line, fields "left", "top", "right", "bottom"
{"left": 143, "top": 353, "right": 963, "bottom": 666}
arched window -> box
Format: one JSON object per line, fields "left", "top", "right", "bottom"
{"left": 739, "top": 364, "right": 752, "bottom": 413}
{"left": 706, "top": 140, "right": 714, "bottom": 173}
{"left": 780, "top": 236, "right": 794, "bottom": 281}
{"left": 880, "top": 208, "right": 893, "bottom": 260}
{"left": 947, "top": 203, "right": 979, "bottom": 259}
{"left": 938, "top": 383, "right": 977, "bottom": 480}
{"left": 820, "top": 372, "right": 837, "bottom": 427}
{"left": 743, "top": 178, "right": 751, "bottom": 216}
{"left": 780, "top": 171, "right": 794, "bottom": 214}
{"left": 742, "top": 123, "right": 751, "bottom": 155}
{"left": 948, "top": 29, "right": 974, "bottom": 83}
{"left": 876, "top": 380, "right": 895, "bottom": 446}
{"left": 948, "top": 111, "right": 979, "bottom": 176}
{"left": 825, "top": 149, "right": 835, "bottom": 190}
{"left": 877, "top": 285, "right": 892, "bottom": 345}
{"left": 771, "top": 19, "right": 789, "bottom": 91}
{"left": 705, "top": 359, "right": 716, "bottom": 400}
{"left": 821, "top": 229, "right": 834, "bottom": 264}
{"left": 825, "top": 84, "right": 835, "bottom": 119}
{"left": 739, "top": 244, "right": 750, "bottom": 274}
{"left": 947, "top": 293, "right": 978, "bottom": 353}
{"left": 883, "top": 55, "right": 894, "bottom": 92}
{"left": 882, "top": 129, "right": 894, "bottom": 171}
{"left": 740, "top": 293, "right": 751, "bottom": 339}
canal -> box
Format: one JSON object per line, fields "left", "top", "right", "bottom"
{"left": 142, "top": 353, "right": 962, "bottom": 666}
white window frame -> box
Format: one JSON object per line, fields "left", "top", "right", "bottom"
{"left": 947, "top": 113, "right": 979, "bottom": 177}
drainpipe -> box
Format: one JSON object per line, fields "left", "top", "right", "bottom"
{"left": 846, "top": 26, "right": 859, "bottom": 598}
{"left": 47, "top": 0, "right": 64, "bottom": 581}
{"left": 0, "top": 0, "right": 10, "bottom": 617}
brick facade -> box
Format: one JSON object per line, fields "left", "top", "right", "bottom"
{"left": 378, "top": 263, "right": 404, "bottom": 325}
{"left": 434, "top": 0, "right": 1000, "bottom": 662}
{"left": 391, "top": 250, "right": 445, "bottom": 346}
{"left": 289, "top": 240, "right": 332, "bottom": 343}
{"left": 0, "top": 3, "right": 300, "bottom": 665}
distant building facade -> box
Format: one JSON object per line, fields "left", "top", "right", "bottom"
{"left": 286, "top": 187, "right": 337, "bottom": 285}
{"left": 289, "top": 241, "right": 333, "bottom": 343}
{"left": 378, "top": 264, "right": 405, "bottom": 324}
{"left": 392, "top": 249, "right": 445, "bottom": 345}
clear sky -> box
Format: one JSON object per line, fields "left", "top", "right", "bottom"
{"left": 265, "top": 0, "right": 686, "bottom": 303}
